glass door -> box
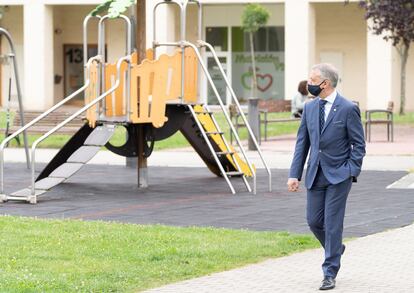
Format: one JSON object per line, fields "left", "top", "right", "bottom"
{"left": 205, "top": 55, "right": 229, "bottom": 105}
{"left": 64, "top": 44, "right": 98, "bottom": 105}
{"left": 203, "top": 26, "right": 231, "bottom": 106}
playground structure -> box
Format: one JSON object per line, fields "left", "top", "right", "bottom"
{"left": 0, "top": 0, "right": 271, "bottom": 204}
{"left": 0, "top": 28, "right": 30, "bottom": 167}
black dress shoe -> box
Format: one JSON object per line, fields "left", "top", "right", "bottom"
{"left": 319, "top": 277, "right": 336, "bottom": 290}
{"left": 342, "top": 244, "right": 346, "bottom": 255}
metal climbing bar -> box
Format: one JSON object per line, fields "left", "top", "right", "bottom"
{"left": 0, "top": 55, "right": 103, "bottom": 201}
{"left": 28, "top": 55, "right": 131, "bottom": 202}
{"left": 199, "top": 40, "right": 272, "bottom": 192}
{"left": 0, "top": 27, "right": 30, "bottom": 168}
{"left": 97, "top": 15, "right": 133, "bottom": 121}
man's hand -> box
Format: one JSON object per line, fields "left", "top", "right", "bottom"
{"left": 287, "top": 178, "right": 300, "bottom": 192}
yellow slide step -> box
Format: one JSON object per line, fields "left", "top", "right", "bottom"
{"left": 193, "top": 105, "right": 255, "bottom": 177}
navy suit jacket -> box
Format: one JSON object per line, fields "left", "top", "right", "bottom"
{"left": 289, "top": 93, "right": 366, "bottom": 189}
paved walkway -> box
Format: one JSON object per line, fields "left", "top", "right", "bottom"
{"left": 5, "top": 147, "right": 414, "bottom": 172}
{"left": 258, "top": 124, "right": 414, "bottom": 156}
{"left": 144, "top": 223, "right": 414, "bottom": 292}
{"left": 4, "top": 125, "right": 414, "bottom": 171}
{"left": 138, "top": 125, "right": 414, "bottom": 292}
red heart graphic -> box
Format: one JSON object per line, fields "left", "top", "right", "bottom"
{"left": 256, "top": 74, "right": 273, "bottom": 92}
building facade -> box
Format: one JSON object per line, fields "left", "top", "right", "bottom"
{"left": 0, "top": 0, "right": 413, "bottom": 112}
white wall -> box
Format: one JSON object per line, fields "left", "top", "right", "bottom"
{"left": 23, "top": 2, "right": 54, "bottom": 111}
{"left": 285, "top": 0, "right": 312, "bottom": 101}
{"left": 53, "top": 5, "right": 127, "bottom": 103}
{"left": 203, "top": 3, "right": 284, "bottom": 27}
{"left": 314, "top": 3, "right": 367, "bottom": 109}
{"left": 146, "top": 1, "right": 178, "bottom": 56}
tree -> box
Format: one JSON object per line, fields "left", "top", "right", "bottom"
{"left": 92, "top": 0, "right": 149, "bottom": 186}
{"left": 241, "top": 4, "right": 270, "bottom": 98}
{"left": 91, "top": 0, "right": 135, "bottom": 18}
{"left": 359, "top": 0, "right": 414, "bottom": 115}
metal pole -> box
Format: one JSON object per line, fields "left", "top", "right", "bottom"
{"left": 188, "top": 0, "right": 203, "bottom": 103}
{"left": 0, "top": 55, "right": 102, "bottom": 196}
{"left": 120, "top": 14, "right": 132, "bottom": 120}
{"left": 98, "top": 15, "right": 132, "bottom": 118}
{"left": 4, "top": 54, "right": 17, "bottom": 146}
{"left": 199, "top": 40, "right": 272, "bottom": 192}
{"left": 180, "top": 41, "right": 257, "bottom": 193}
{"left": 180, "top": 2, "right": 187, "bottom": 103}
{"left": 248, "top": 97, "right": 259, "bottom": 150}
{"left": 152, "top": 0, "right": 183, "bottom": 59}
{"left": 0, "top": 28, "right": 30, "bottom": 169}
{"left": 98, "top": 16, "right": 107, "bottom": 115}
{"left": 134, "top": 0, "right": 149, "bottom": 184}
{"left": 30, "top": 56, "right": 129, "bottom": 196}
{"left": 83, "top": 15, "right": 102, "bottom": 118}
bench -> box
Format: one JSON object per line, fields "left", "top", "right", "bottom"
{"left": 1, "top": 111, "right": 85, "bottom": 136}
{"left": 228, "top": 104, "right": 267, "bottom": 144}
{"left": 364, "top": 101, "right": 394, "bottom": 142}
{"left": 229, "top": 100, "right": 301, "bottom": 143}
{"left": 261, "top": 111, "right": 301, "bottom": 141}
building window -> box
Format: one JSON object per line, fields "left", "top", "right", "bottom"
{"left": 231, "top": 26, "right": 284, "bottom": 102}
{"left": 63, "top": 44, "right": 99, "bottom": 105}
{"left": 231, "top": 27, "right": 284, "bottom": 52}
{"left": 206, "top": 27, "right": 228, "bottom": 52}
{"left": 207, "top": 56, "right": 228, "bottom": 105}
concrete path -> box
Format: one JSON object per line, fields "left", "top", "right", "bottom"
{"left": 143, "top": 223, "right": 414, "bottom": 292}
{"left": 4, "top": 125, "right": 414, "bottom": 172}
{"left": 4, "top": 147, "right": 414, "bottom": 172}
{"left": 258, "top": 124, "right": 414, "bottom": 156}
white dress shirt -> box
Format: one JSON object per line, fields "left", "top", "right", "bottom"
{"left": 319, "top": 89, "right": 337, "bottom": 122}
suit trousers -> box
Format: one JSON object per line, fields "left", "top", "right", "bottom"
{"left": 306, "top": 165, "right": 352, "bottom": 278}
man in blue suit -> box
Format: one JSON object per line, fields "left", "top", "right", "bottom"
{"left": 287, "top": 63, "right": 366, "bottom": 290}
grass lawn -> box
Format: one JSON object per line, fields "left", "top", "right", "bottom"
{"left": 0, "top": 216, "right": 319, "bottom": 292}
{"left": 1, "top": 110, "right": 413, "bottom": 150}
{"left": 0, "top": 111, "right": 300, "bottom": 150}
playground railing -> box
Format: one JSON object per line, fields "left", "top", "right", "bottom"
{"left": 0, "top": 55, "right": 103, "bottom": 196}
{"left": 0, "top": 27, "right": 30, "bottom": 167}
{"left": 184, "top": 41, "right": 259, "bottom": 194}
{"left": 199, "top": 40, "right": 272, "bottom": 193}
{"left": 29, "top": 55, "right": 131, "bottom": 197}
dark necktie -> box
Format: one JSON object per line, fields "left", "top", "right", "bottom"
{"left": 319, "top": 99, "right": 328, "bottom": 134}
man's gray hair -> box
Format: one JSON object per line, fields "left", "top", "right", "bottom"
{"left": 312, "top": 63, "right": 339, "bottom": 88}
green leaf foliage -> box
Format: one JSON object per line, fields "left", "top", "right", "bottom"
{"left": 90, "top": 0, "right": 112, "bottom": 17}
{"left": 359, "top": 0, "right": 414, "bottom": 47}
{"left": 91, "top": 0, "right": 136, "bottom": 18}
{"left": 241, "top": 4, "right": 270, "bottom": 33}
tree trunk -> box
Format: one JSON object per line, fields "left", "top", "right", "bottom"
{"left": 136, "top": 0, "right": 146, "bottom": 61}
{"left": 399, "top": 43, "right": 409, "bottom": 115}
{"left": 136, "top": 0, "right": 148, "bottom": 187}
{"left": 249, "top": 32, "right": 257, "bottom": 98}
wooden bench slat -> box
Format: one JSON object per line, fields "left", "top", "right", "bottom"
{"left": 4, "top": 110, "right": 86, "bottom": 135}
{"left": 263, "top": 118, "right": 301, "bottom": 123}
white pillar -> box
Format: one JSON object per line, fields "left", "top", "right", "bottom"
{"left": 23, "top": 3, "right": 54, "bottom": 111}
{"left": 366, "top": 22, "right": 393, "bottom": 110}
{"left": 146, "top": 2, "right": 177, "bottom": 56}
{"left": 285, "top": 0, "right": 315, "bottom": 100}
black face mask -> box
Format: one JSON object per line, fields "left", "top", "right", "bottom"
{"left": 307, "top": 80, "right": 326, "bottom": 97}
